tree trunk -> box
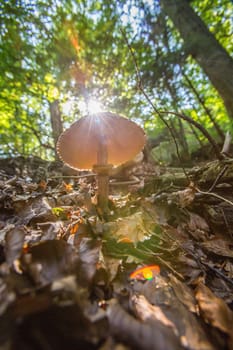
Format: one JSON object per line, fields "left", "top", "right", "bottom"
{"left": 49, "top": 100, "right": 63, "bottom": 158}
{"left": 160, "top": 0, "right": 233, "bottom": 119}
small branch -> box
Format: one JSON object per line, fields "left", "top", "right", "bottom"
{"left": 21, "top": 122, "right": 54, "bottom": 151}
{"left": 200, "top": 260, "right": 233, "bottom": 286}
{"left": 156, "top": 256, "right": 185, "bottom": 280}
{"left": 196, "top": 188, "right": 233, "bottom": 207}
{"left": 206, "top": 165, "right": 228, "bottom": 192}
{"left": 110, "top": 179, "right": 140, "bottom": 186}
{"left": 51, "top": 173, "right": 96, "bottom": 179}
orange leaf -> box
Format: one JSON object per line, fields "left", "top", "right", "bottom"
{"left": 70, "top": 223, "right": 79, "bottom": 235}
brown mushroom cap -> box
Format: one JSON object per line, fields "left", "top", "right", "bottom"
{"left": 57, "top": 112, "right": 146, "bottom": 170}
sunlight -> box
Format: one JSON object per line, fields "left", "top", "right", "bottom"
{"left": 87, "top": 99, "right": 104, "bottom": 114}
{"left": 62, "top": 99, "right": 73, "bottom": 115}
{"left": 61, "top": 97, "right": 105, "bottom": 120}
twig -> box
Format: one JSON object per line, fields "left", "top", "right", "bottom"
{"left": 196, "top": 188, "right": 233, "bottom": 207}
{"left": 21, "top": 122, "right": 54, "bottom": 151}
{"left": 110, "top": 179, "right": 140, "bottom": 186}
{"left": 206, "top": 165, "right": 228, "bottom": 192}
{"left": 51, "top": 174, "right": 96, "bottom": 179}
{"left": 200, "top": 260, "right": 233, "bottom": 286}
{"left": 220, "top": 207, "right": 232, "bottom": 238}
{"left": 156, "top": 256, "right": 184, "bottom": 280}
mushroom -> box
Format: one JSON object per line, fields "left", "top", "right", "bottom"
{"left": 57, "top": 112, "right": 146, "bottom": 214}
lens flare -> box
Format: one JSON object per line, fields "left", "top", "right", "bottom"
{"left": 129, "top": 265, "right": 160, "bottom": 281}
{"left": 87, "top": 100, "right": 103, "bottom": 113}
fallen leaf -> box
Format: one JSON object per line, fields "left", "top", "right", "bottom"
{"left": 72, "top": 222, "right": 93, "bottom": 247}
{"left": 132, "top": 277, "right": 215, "bottom": 350}
{"left": 37, "top": 221, "right": 63, "bottom": 240}
{"left": 102, "top": 256, "right": 122, "bottom": 282}
{"left": 56, "top": 192, "right": 86, "bottom": 206}
{"left": 188, "top": 212, "right": 209, "bottom": 232}
{"left": 104, "top": 211, "right": 153, "bottom": 243}
{"left": 12, "top": 292, "right": 52, "bottom": 318}
{"left": 131, "top": 294, "right": 178, "bottom": 334}
{"left": 5, "top": 226, "right": 25, "bottom": 266}
{"left": 76, "top": 238, "right": 102, "bottom": 288}
{"left": 195, "top": 282, "right": 233, "bottom": 345}
{"left": 169, "top": 274, "right": 198, "bottom": 314}
{"left": 224, "top": 261, "right": 233, "bottom": 278}
{"left": 177, "top": 185, "right": 196, "bottom": 208}
{"left": 61, "top": 182, "right": 73, "bottom": 192}
{"left": 107, "top": 300, "right": 182, "bottom": 350}
{"left": 38, "top": 179, "right": 47, "bottom": 191}
{"left": 70, "top": 222, "right": 80, "bottom": 235}
{"left": 0, "top": 224, "right": 15, "bottom": 244}
{"left": 52, "top": 207, "right": 71, "bottom": 220}
{"left": 0, "top": 278, "right": 15, "bottom": 315}
{"left": 13, "top": 197, "right": 56, "bottom": 225}
{"left": 208, "top": 277, "right": 233, "bottom": 304}
{"left": 201, "top": 238, "right": 233, "bottom": 258}
{"left": 20, "top": 240, "right": 78, "bottom": 286}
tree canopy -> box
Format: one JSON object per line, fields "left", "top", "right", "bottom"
{"left": 0, "top": 0, "right": 232, "bottom": 162}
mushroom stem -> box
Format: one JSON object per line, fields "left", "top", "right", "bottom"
{"left": 93, "top": 136, "right": 113, "bottom": 214}
{"left": 97, "top": 172, "right": 110, "bottom": 212}
{"left": 93, "top": 164, "right": 113, "bottom": 214}
{"left": 97, "top": 135, "right": 108, "bottom": 164}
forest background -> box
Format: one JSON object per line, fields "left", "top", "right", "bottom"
{"left": 1, "top": 0, "right": 233, "bottom": 165}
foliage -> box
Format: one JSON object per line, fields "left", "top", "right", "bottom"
{"left": 0, "top": 0, "right": 232, "bottom": 160}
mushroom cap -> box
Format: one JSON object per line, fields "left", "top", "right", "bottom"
{"left": 57, "top": 112, "right": 146, "bottom": 170}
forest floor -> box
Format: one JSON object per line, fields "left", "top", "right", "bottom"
{"left": 0, "top": 156, "right": 233, "bottom": 350}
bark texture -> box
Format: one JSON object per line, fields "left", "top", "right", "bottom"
{"left": 160, "top": 0, "right": 233, "bottom": 119}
